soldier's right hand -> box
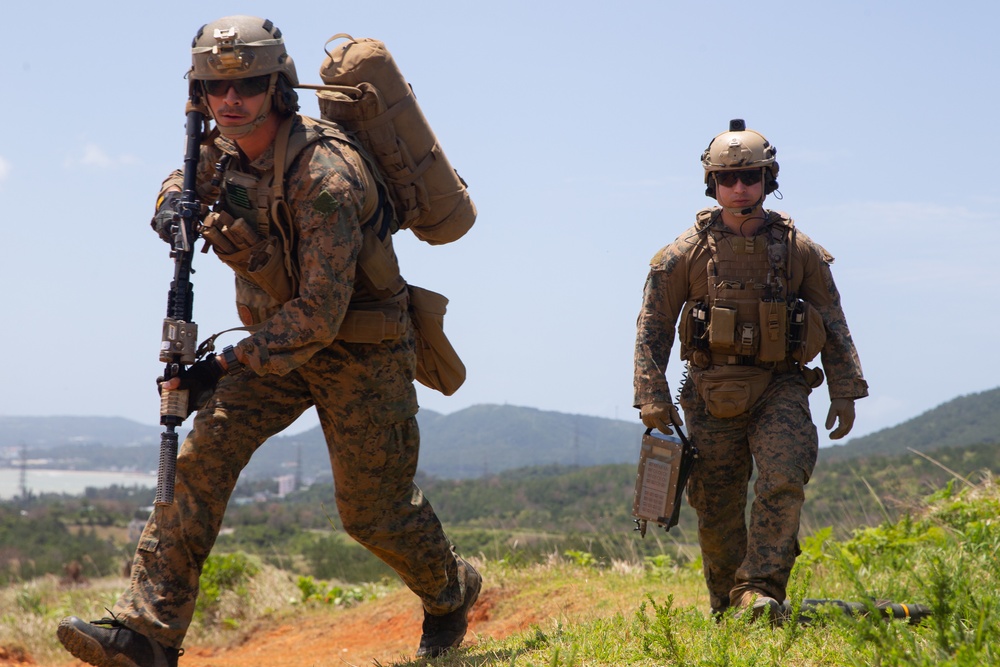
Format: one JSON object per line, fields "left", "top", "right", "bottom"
{"left": 151, "top": 191, "right": 181, "bottom": 243}
{"left": 640, "top": 402, "right": 683, "bottom": 435}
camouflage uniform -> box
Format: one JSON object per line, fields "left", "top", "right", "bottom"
{"left": 634, "top": 207, "right": 867, "bottom": 612}
{"left": 113, "top": 115, "right": 469, "bottom": 649}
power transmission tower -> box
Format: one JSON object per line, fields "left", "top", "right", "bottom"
{"left": 19, "top": 443, "right": 28, "bottom": 501}
{"left": 295, "top": 443, "right": 302, "bottom": 490}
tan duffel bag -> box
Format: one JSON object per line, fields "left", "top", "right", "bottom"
{"left": 313, "top": 35, "right": 476, "bottom": 246}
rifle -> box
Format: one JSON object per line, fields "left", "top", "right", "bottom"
{"left": 780, "top": 598, "right": 932, "bottom": 625}
{"left": 155, "top": 101, "right": 206, "bottom": 506}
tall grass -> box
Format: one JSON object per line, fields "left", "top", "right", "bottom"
{"left": 423, "top": 472, "right": 1000, "bottom": 666}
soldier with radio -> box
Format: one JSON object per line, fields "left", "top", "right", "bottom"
{"left": 633, "top": 119, "right": 868, "bottom": 620}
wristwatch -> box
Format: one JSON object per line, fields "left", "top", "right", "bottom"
{"left": 221, "top": 345, "right": 245, "bottom": 376}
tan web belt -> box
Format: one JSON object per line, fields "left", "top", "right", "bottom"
{"left": 709, "top": 353, "right": 798, "bottom": 373}
{"left": 335, "top": 309, "right": 405, "bottom": 344}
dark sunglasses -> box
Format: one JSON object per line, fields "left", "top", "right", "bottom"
{"left": 715, "top": 169, "right": 763, "bottom": 188}
{"left": 202, "top": 75, "right": 271, "bottom": 97}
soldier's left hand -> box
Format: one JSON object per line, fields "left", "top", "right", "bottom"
{"left": 825, "top": 398, "right": 856, "bottom": 440}
{"left": 640, "top": 402, "right": 683, "bottom": 436}
{"left": 151, "top": 191, "right": 181, "bottom": 243}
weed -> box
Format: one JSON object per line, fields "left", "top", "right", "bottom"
{"left": 295, "top": 574, "right": 369, "bottom": 606}
{"left": 563, "top": 550, "right": 597, "bottom": 568}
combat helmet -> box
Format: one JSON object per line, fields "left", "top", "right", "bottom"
{"left": 189, "top": 16, "right": 299, "bottom": 137}
{"left": 701, "top": 119, "right": 779, "bottom": 198}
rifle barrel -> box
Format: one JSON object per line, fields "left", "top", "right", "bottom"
{"left": 782, "top": 598, "right": 932, "bottom": 625}
{"left": 155, "top": 426, "right": 179, "bottom": 506}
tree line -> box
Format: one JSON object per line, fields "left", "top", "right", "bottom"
{"left": 2, "top": 437, "right": 997, "bottom": 586}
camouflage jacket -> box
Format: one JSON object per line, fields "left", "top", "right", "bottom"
{"left": 159, "top": 115, "right": 378, "bottom": 377}
{"left": 633, "top": 207, "right": 869, "bottom": 407}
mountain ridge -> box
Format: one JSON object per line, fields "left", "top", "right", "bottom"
{"left": 3, "top": 386, "right": 999, "bottom": 479}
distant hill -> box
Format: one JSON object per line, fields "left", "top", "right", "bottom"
{"left": 0, "top": 416, "right": 170, "bottom": 449}
{"left": 7, "top": 386, "right": 999, "bottom": 482}
{"left": 247, "top": 404, "right": 645, "bottom": 480}
{"left": 0, "top": 405, "right": 645, "bottom": 480}
{"left": 821, "top": 386, "right": 1000, "bottom": 462}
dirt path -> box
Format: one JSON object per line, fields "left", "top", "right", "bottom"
{"left": 45, "top": 584, "right": 543, "bottom": 667}
{"left": 20, "top": 567, "right": 690, "bottom": 667}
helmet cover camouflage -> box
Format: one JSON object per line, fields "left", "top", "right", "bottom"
{"left": 702, "top": 119, "right": 779, "bottom": 196}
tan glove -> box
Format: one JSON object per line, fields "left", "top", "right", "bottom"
{"left": 825, "top": 398, "right": 856, "bottom": 440}
{"left": 640, "top": 401, "right": 683, "bottom": 436}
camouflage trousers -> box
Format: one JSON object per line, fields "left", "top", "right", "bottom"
{"left": 113, "top": 327, "right": 465, "bottom": 649}
{"left": 679, "top": 370, "right": 818, "bottom": 612}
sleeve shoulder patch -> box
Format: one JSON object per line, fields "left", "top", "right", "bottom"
{"left": 312, "top": 189, "right": 341, "bottom": 215}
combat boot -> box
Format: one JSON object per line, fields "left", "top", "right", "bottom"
{"left": 733, "top": 589, "right": 784, "bottom": 625}
{"left": 416, "top": 558, "right": 482, "bottom": 658}
{"left": 57, "top": 615, "right": 181, "bottom": 667}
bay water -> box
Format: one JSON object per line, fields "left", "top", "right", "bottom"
{"left": 0, "top": 468, "right": 156, "bottom": 500}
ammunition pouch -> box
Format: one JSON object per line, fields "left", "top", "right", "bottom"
{"left": 693, "top": 365, "right": 772, "bottom": 419}
{"left": 408, "top": 285, "right": 465, "bottom": 396}
{"left": 204, "top": 211, "right": 297, "bottom": 304}
{"left": 683, "top": 295, "right": 827, "bottom": 371}
{"left": 758, "top": 299, "right": 788, "bottom": 362}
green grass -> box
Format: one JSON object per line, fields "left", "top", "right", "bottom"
{"left": 2, "top": 474, "right": 997, "bottom": 666}
{"left": 400, "top": 472, "right": 1000, "bottom": 667}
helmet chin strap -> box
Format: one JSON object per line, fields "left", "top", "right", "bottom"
{"left": 210, "top": 73, "right": 278, "bottom": 139}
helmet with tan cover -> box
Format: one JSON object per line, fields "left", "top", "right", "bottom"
{"left": 190, "top": 15, "right": 298, "bottom": 84}
{"left": 702, "top": 119, "right": 779, "bottom": 197}
{"left": 189, "top": 16, "right": 299, "bottom": 137}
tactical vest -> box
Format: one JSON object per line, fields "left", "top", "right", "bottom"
{"left": 203, "top": 114, "right": 407, "bottom": 339}
{"left": 199, "top": 113, "right": 467, "bottom": 394}
{"left": 684, "top": 209, "right": 798, "bottom": 368}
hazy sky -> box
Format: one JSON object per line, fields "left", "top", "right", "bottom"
{"left": 2, "top": 0, "right": 998, "bottom": 450}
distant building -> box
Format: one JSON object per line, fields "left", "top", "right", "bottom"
{"left": 276, "top": 474, "right": 296, "bottom": 498}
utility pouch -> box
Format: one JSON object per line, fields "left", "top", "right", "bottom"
{"left": 408, "top": 285, "right": 465, "bottom": 396}
{"left": 708, "top": 306, "right": 736, "bottom": 352}
{"left": 251, "top": 236, "right": 297, "bottom": 303}
{"left": 758, "top": 299, "right": 788, "bottom": 362}
{"left": 789, "top": 300, "right": 826, "bottom": 365}
{"left": 694, "top": 365, "right": 772, "bottom": 419}
{"left": 801, "top": 365, "right": 825, "bottom": 389}
{"left": 215, "top": 236, "right": 297, "bottom": 305}
{"left": 358, "top": 224, "right": 406, "bottom": 294}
